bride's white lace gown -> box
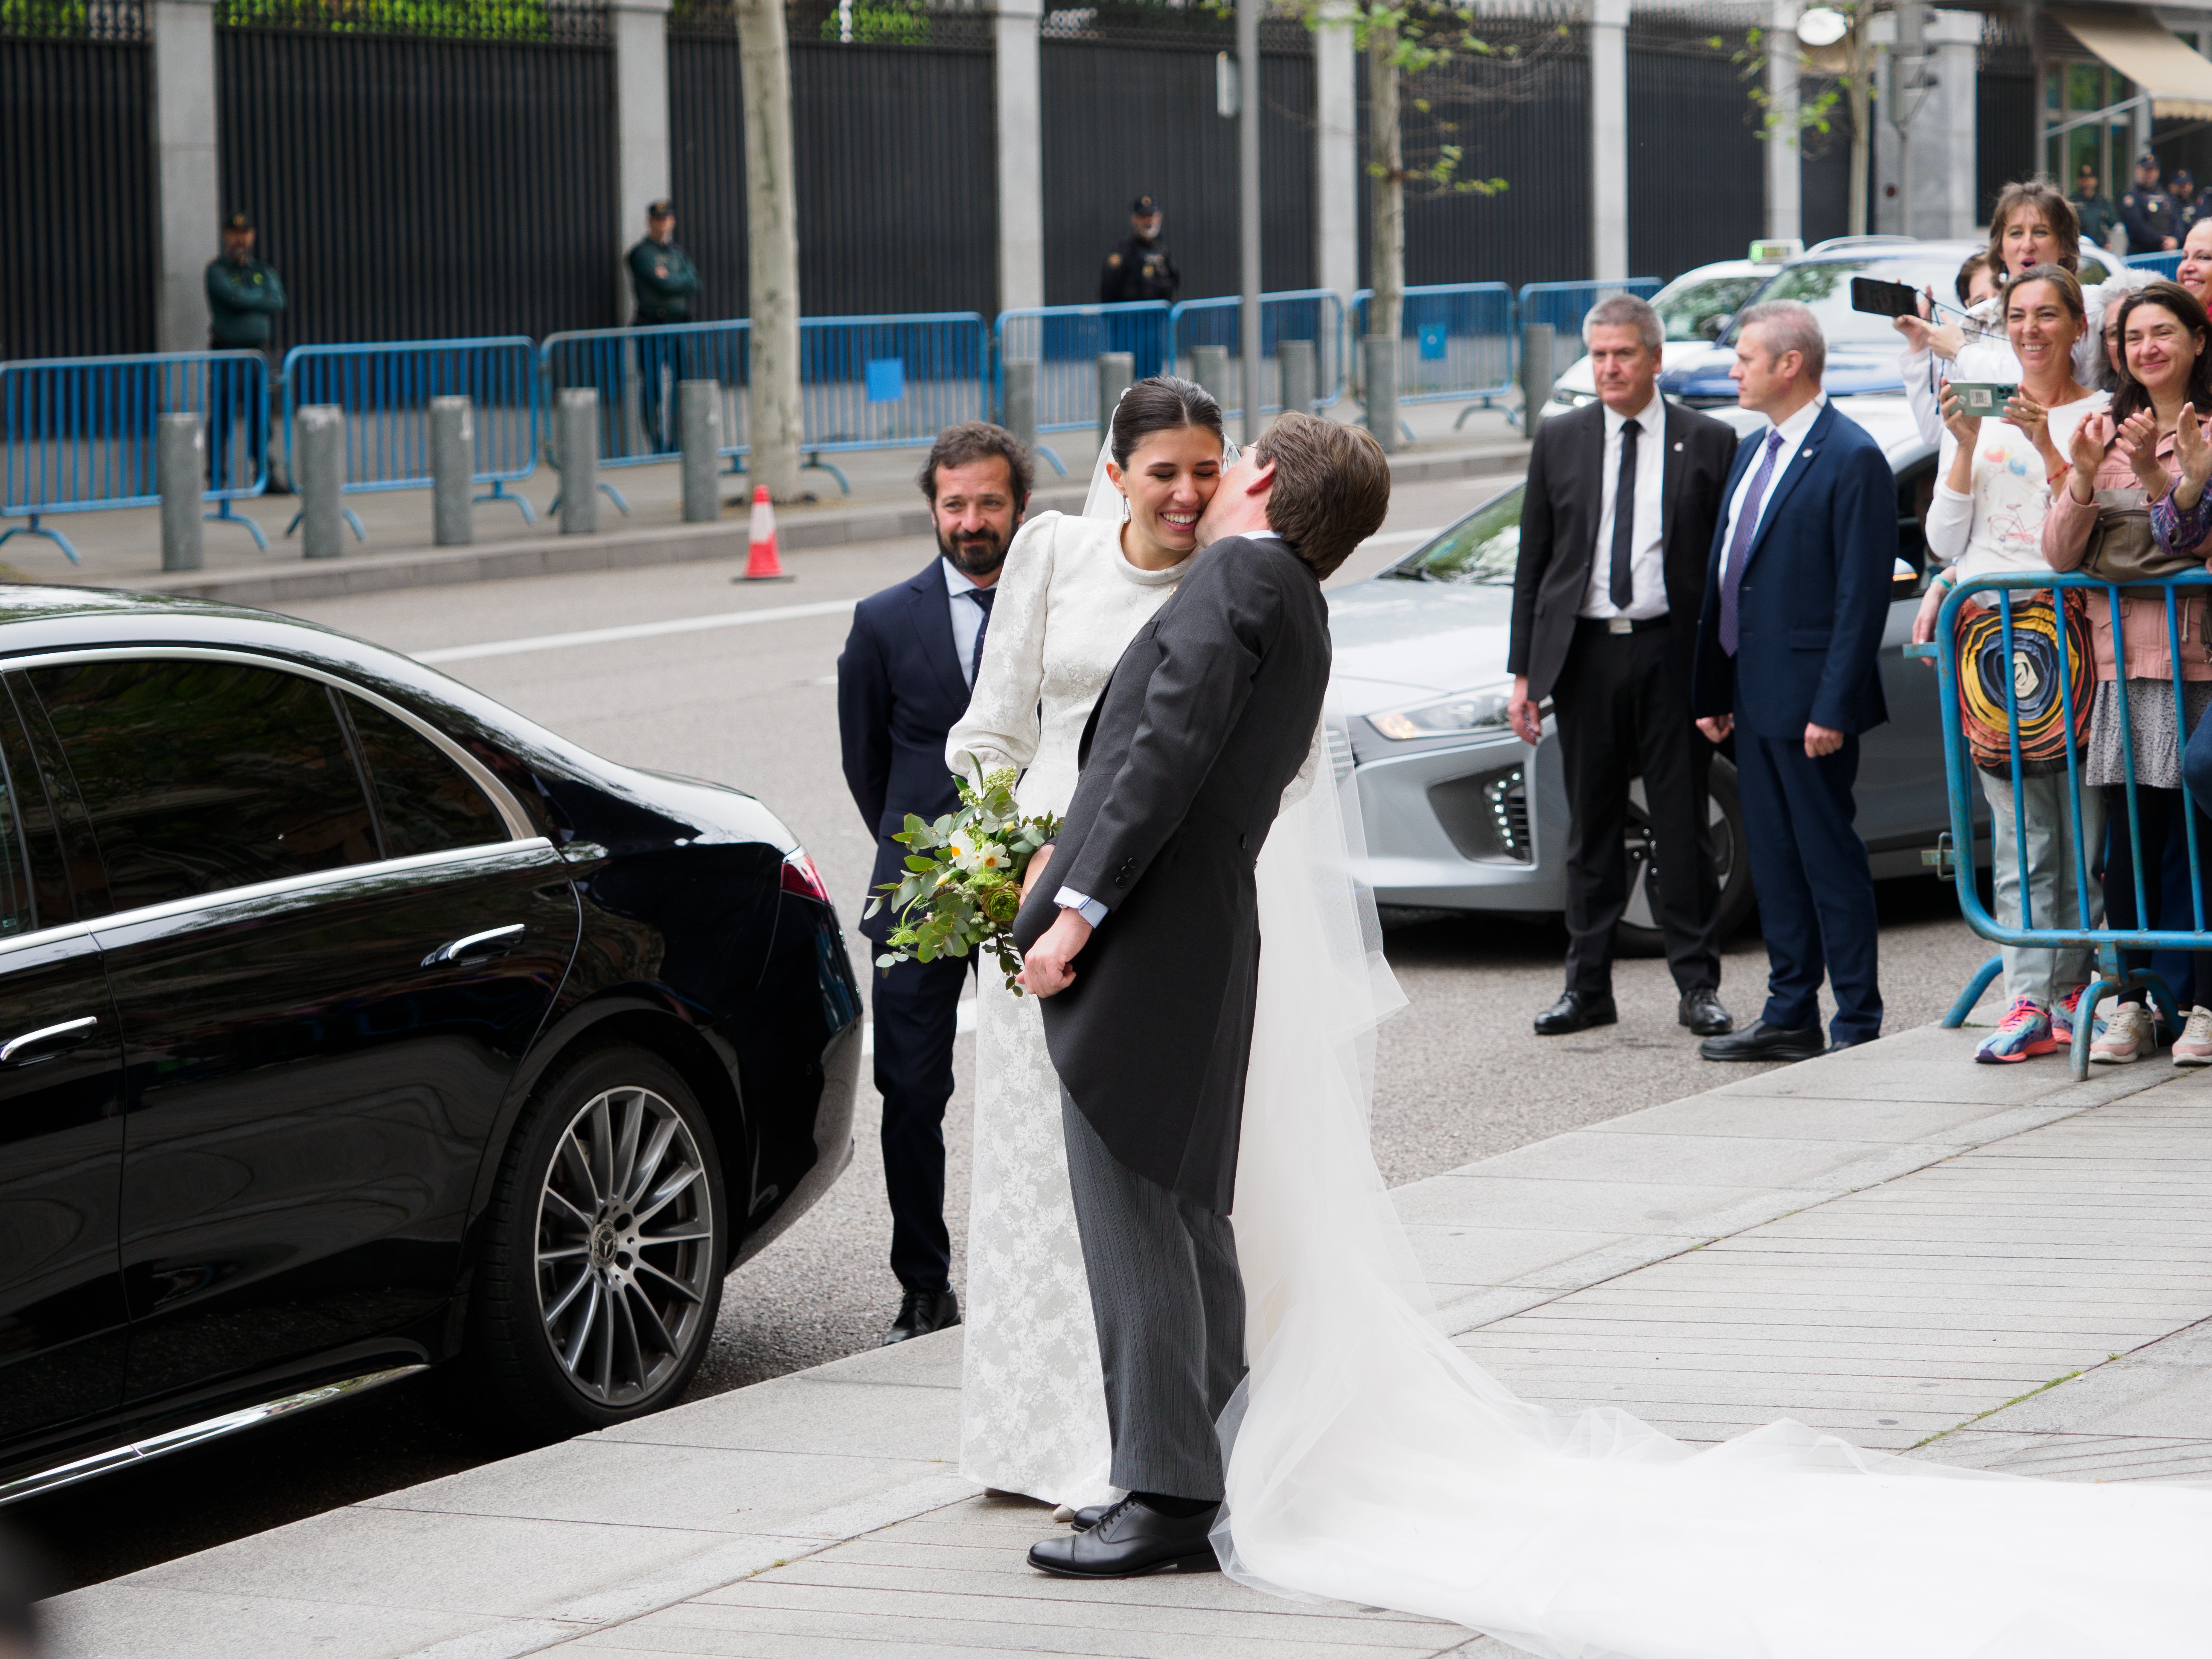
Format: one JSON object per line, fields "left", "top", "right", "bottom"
{"left": 945, "top": 509, "right": 1190, "bottom": 1507}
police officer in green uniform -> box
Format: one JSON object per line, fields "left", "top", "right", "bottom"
{"left": 1099, "top": 194, "right": 1178, "bottom": 377}
{"left": 2121, "top": 151, "right": 2182, "bottom": 256}
{"left": 2072, "top": 164, "right": 2120, "bottom": 253}
{"left": 204, "top": 211, "right": 286, "bottom": 491}
{"left": 626, "top": 200, "right": 702, "bottom": 454}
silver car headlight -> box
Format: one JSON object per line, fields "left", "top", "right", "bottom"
{"left": 1549, "top": 389, "right": 1595, "bottom": 410}
{"left": 1366, "top": 689, "right": 1513, "bottom": 742}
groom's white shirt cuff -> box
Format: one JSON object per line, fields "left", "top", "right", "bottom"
{"left": 1054, "top": 888, "right": 1108, "bottom": 927}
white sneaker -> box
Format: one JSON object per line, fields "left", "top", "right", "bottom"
{"left": 2091, "top": 1001, "right": 2154, "bottom": 1064}
{"left": 2174, "top": 1006, "right": 2212, "bottom": 1067}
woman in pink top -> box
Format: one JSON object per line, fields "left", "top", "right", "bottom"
{"left": 2042, "top": 280, "right": 2212, "bottom": 1062}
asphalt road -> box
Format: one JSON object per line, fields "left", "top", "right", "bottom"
{"left": 14, "top": 478, "right": 1996, "bottom": 1591}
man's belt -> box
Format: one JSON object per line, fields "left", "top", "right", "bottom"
{"left": 1575, "top": 612, "right": 1671, "bottom": 636}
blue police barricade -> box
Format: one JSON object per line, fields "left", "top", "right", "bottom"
{"left": 1165, "top": 291, "right": 1346, "bottom": 420}
{"left": 282, "top": 336, "right": 538, "bottom": 541}
{"left": 1921, "top": 568, "right": 2212, "bottom": 1076}
{"left": 2126, "top": 252, "right": 2186, "bottom": 279}
{"left": 795, "top": 312, "right": 990, "bottom": 492}
{"left": 1517, "top": 279, "right": 1662, "bottom": 396}
{"left": 992, "top": 301, "right": 1173, "bottom": 452}
{"left": 0, "top": 350, "right": 271, "bottom": 561}
{"left": 540, "top": 320, "right": 752, "bottom": 512}
{"left": 1350, "top": 283, "right": 1517, "bottom": 427}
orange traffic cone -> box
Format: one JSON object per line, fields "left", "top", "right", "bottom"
{"left": 740, "top": 484, "right": 795, "bottom": 582}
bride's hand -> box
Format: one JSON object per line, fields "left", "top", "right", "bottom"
{"left": 1015, "top": 906, "right": 1089, "bottom": 998}
{"left": 1019, "top": 842, "right": 1054, "bottom": 902}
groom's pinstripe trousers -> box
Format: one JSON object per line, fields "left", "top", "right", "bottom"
{"left": 1060, "top": 1086, "right": 1246, "bottom": 1502}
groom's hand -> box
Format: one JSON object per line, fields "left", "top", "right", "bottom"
{"left": 1017, "top": 906, "right": 1092, "bottom": 998}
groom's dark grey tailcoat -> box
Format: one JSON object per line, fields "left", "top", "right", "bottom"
{"left": 1011, "top": 533, "right": 1331, "bottom": 1215}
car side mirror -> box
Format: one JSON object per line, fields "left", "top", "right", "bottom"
{"left": 1701, "top": 313, "right": 1732, "bottom": 342}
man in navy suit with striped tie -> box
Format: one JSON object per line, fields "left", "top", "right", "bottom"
{"left": 838, "top": 423, "right": 1030, "bottom": 1341}
{"left": 1691, "top": 300, "right": 1895, "bottom": 1062}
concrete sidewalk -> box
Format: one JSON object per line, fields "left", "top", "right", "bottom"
{"left": 45, "top": 1025, "right": 2212, "bottom": 1658}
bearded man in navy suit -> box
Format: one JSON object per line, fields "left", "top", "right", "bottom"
{"left": 1691, "top": 300, "right": 1896, "bottom": 1062}
{"left": 837, "top": 422, "right": 1030, "bottom": 1342}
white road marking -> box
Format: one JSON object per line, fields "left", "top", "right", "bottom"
{"left": 412, "top": 598, "right": 859, "bottom": 665}
{"left": 412, "top": 525, "right": 1445, "bottom": 668}
{"left": 859, "top": 997, "right": 978, "bottom": 1057}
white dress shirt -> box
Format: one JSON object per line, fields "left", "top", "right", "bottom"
{"left": 943, "top": 556, "right": 993, "bottom": 687}
{"left": 1579, "top": 396, "right": 1668, "bottom": 620}
{"left": 1718, "top": 392, "right": 1828, "bottom": 579}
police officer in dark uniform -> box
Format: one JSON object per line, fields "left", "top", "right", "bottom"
{"left": 2122, "top": 152, "right": 2183, "bottom": 255}
{"left": 626, "top": 199, "right": 701, "bottom": 455}
{"left": 2173, "top": 169, "right": 2205, "bottom": 232}
{"left": 204, "top": 211, "right": 286, "bottom": 492}
{"left": 2073, "top": 164, "right": 2120, "bottom": 253}
{"left": 1101, "top": 194, "right": 1178, "bottom": 378}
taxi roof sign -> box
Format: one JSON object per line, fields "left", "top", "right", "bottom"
{"left": 1750, "top": 238, "right": 1804, "bottom": 264}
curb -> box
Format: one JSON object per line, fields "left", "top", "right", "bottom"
{"left": 102, "top": 442, "right": 1529, "bottom": 609}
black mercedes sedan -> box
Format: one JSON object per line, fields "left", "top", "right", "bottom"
{"left": 0, "top": 587, "right": 862, "bottom": 1503}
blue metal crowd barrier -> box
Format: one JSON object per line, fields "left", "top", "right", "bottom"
{"left": 540, "top": 320, "right": 751, "bottom": 510}
{"left": 992, "top": 303, "right": 1173, "bottom": 444}
{"left": 1518, "top": 279, "right": 1662, "bottom": 390}
{"left": 0, "top": 350, "right": 270, "bottom": 561}
{"left": 283, "top": 337, "right": 538, "bottom": 541}
{"left": 799, "top": 312, "right": 990, "bottom": 477}
{"left": 1164, "top": 291, "right": 1346, "bottom": 416}
{"left": 1921, "top": 568, "right": 2212, "bottom": 1076}
{"left": 2126, "top": 251, "right": 2186, "bottom": 279}
{"left": 1349, "top": 283, "right": 1517, "bottom": 419}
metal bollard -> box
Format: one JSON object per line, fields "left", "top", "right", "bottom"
{"left": 431, "top": 396, "right": 474, "bottom": 547}
{"left": 558, "top": 388, "right": 600, "bottom": 536}
{"left": 1362, "top": 334, "right": 1400, "bottom": 455}
{"left": 297, "top": 405, "right": 345, "bottom": 559}
{"left": 157, "top": 413, "right": 204, "bottom": 572}
{"left": 1002, "top": 358, "right": 1038, "bottom": 457}
{"left": 1278, "top": 339, "right": 1317, "bottom": 420}
{"left": 1192, "top": 344, "right": 1231, "bottom": 412}
{"left": 679, "top": 380, "right": 721, "bottom": 524}
{"left": 1097, "top": 352, "right": 1134, "bottom": 450}
{"left": 1519, "top": 323, "right": 1556, "bottom": 427}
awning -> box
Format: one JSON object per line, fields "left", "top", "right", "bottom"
{"left": 2051, "top": 8, "right": 2212, "bottom": 122}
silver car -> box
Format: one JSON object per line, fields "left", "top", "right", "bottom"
{"left": 1327, "top": 394, "right": 1965, "bottom": 949}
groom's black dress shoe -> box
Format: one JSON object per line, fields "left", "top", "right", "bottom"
{"left": 1678, "top": 986, "right": 1734, "bottom": 1037}
{"left": 1069, "top": 1504, "right": 1109, "bottom": 1531}
{"left": 1028, "top": 1495, "right": 1221, "bottom": 1578}
{"left": 1698, "top": 1019, "right": 1823, "bottom": 1063}
{"left": 1534, "top": 990, "right": 1617, "bottom": 1036}
{"left": 882, "top": 1287, "right": 960, "bottom": 1345}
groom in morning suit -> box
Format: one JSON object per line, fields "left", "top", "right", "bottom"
{"left": 837, "top": 422, "right": 1031, "bottom": 1345}
{"left": 1011, "top": 413, "right": 1392, "bottom": 1579}
{"left": 1691, "top": 299, "right": 1895, "bottom": 1062}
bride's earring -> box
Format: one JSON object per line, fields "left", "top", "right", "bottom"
{"left": 1121, "top": 494, "right": 1131, "bottom": 523}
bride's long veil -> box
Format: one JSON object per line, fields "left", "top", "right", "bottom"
{"left": 1203, "top": 595, "right": 2212, "bottom": 1656}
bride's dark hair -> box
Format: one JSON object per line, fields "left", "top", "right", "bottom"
{"left": 1110, "top": 375, "right": 1224, "bottom": 468}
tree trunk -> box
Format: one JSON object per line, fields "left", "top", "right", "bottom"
{"left": 1368, "top": 17, "right": 1403, "bottom": 342}
{"left": 736, "top": 0, "right": 803, "bottom": 500}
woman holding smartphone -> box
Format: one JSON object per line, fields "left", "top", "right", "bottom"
{"left": 1914, "top": 265, "right": 2107, "bottom": 1062}
{"left": 2042, "top": 280, "right": 2212, "bottom": 1064}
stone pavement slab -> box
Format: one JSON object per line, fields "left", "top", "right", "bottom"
{"left": 42, "top": 1025, "right": 2212, "bottom": 1657}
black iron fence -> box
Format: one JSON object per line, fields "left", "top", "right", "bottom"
{"left": 1, "top": 0, "right": 153, "bottom": 359}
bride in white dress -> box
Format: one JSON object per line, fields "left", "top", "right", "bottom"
{"left": 946, "top": 377, "right": 1229, "bottom": 1508}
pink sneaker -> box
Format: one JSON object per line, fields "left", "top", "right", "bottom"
{"left": 2174, "top": 1006, "right": 2212, "bottom": 1067}
{"left": 2052, "top": 985, "right": 2097, "bottom": 1045}
{"left": 1975, "top": 998, "right": 2056, "bottom": 1064}
{"left": 2091, "top": 1001, "right": 2155, "bottom": 1065}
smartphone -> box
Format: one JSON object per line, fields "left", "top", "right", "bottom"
{"left": 1949, "top": 381, "right": 2018, "bottom": 415}
{"left": 1850, "top": 276, "right": 1922, "bottom": 317}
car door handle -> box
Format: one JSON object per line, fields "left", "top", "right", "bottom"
{"left": 0, "top": 1015, "right": 98, "bottom": 1066}
{"left": 422, "top": 924, "right": 525, "bottom": 969}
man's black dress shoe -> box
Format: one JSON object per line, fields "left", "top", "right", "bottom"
{"left": 1029, "top": 1495, "right": 1220, "bottom": 1578}
{"left": 1698, "top": 1019, "right": 1823, "bottom": 1062}
{"left": 882, "top": 1287, "right": 960, "bottom": 1345}
{"left": 1534, "top": 990, "right": 1618, "bottom": 1036}
{"left": 1826, "top": 1034, "right": 1876, "bottom": 1054}
{"left": 1070, "top": 1503, "right": 1109, "bottom": 1531}
{"left": 1678, "top": 986, "right": 1734, "bottom": 1037}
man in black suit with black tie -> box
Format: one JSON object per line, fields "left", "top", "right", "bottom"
{"left": 1507, "top": 294, "right": 1740, "bottom": 1041}
{"left": 837, "top": 422, "right": 1030, "bottom": 1344}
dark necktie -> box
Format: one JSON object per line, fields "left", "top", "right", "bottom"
{"left": 1609, "top": 418, "right": 1641, "bottom": 611}
{"left": 1718, "top": 430, "right": 1786, "bottom": 657}
{"left": 967, "top": 585, "right": 995, "bottom": 684}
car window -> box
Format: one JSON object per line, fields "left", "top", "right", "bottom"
{"left": 1654, "top": 274, "right": 1768, "bottom": 341}
{"left": 30, "top": 658, "right": 379, "bottom": 913}
{"left": 0, "top": 741, "right": 36, "bottom": 941}
{"left": 343, "top": 696, "right": 506, "bottom": 859}
{"left": 1728, "top": 258, "right": 1967, "bottom": 350}
{"left": 1396, "top": 487, "right": 1522, "bottom": 585}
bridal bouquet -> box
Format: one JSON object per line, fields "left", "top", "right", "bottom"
{"left": 865, "top": 767, "right": 1061, "bottom": 992}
